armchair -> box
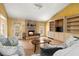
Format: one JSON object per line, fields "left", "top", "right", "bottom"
{"left": 0, "top": 35, "right": 25, "bottom": 56}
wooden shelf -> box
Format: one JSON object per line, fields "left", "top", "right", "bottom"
{"left": 67, "top": 23, "right": 79, "bottom": 26}
{"left": 49, "top": 21, "right": 55, "bottom": 31}
{"left": 55, "top": 20, "right": 63, "bottom": 27}
{"left": 48, "top": 14, "right": 79, "bottom": 35}
{"left": 67, "top": 28, "right": 79, "bottom": 30}
{"left": 67, "top": 15, "right": 79, "bottom": 33}
{"left": 49, "top": 14, "right": 79, "bottom": 34}
{"left": 67, "top": 18, "right": 79, "bottom": 23}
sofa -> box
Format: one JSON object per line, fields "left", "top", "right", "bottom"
{"left": 0, "top": 35, "right": 25, "bottom": 56}
{"left": 38, "top": 35, "right": 79, "bottom": 56}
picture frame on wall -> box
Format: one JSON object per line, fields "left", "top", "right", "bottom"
{"left": 13, "top": 23, "right": 21, "bottom": 38}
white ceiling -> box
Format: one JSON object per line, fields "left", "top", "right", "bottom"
{"left": 4, "top": 3, "right": 69, "bottom": 21}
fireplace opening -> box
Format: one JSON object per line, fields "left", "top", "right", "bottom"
{"left": 28, "top": 30, "right": 35, "bottom": 36}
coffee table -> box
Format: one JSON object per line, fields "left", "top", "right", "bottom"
{"left": 31, "top": 39, "right": 40, "bottom": 53}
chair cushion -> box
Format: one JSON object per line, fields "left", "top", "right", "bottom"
{"left": 0, "top": 46, "right": 17, "bottom": 56}
{"left": 9, "top": 37, "right": 18, "bottom": 46}
{"left": 0, "top": 35, "right": 8, "bottom": 45}
{"left": 65, "top": 35, "right": 78, "bottom": 47}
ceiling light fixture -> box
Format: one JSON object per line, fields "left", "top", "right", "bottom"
{"left": 34, "top": 3, "right": 43, "bottom": 9}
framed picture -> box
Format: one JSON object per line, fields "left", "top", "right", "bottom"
{"left": 13, "top": 23, "right": 21, "bottom": 37}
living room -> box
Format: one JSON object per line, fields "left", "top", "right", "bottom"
{"left": 1, "top": 3, "right": 79, "bottom": 56}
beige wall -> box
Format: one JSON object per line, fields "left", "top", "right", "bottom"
{"left": 7, "top": 17, "right": 13, "bottom": 37}
{"left": 7, "top": 17, "right": 26, "bottom": 38}
{"left": 7, "top": 17, "right": 46, "bottom": 38}
{"left": 0, "top": 3, "right": 8, "bottom": 37}
{"left": 36, "top": 21, "right": 46, "bottom": 36}
{"left": 0, "top": 4, "right": 7, "bottom": 18}
{"left": 46, "top": 21, "right": 49, "bottom": 36}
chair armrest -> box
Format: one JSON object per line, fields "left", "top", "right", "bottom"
{"left": 48, "top": 43, "right": 67, "bottom": 49}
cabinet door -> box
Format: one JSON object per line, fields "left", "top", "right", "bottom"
{"left": 54, "top": 32, "right": 59, "bottom": 40}
{"left": 48, "top": 31, "right": 54, "bottom": 38}
{"left": 58, "top": 32, "right": 64, "bottom": 42}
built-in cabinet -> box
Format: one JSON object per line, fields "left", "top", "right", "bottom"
{"left": 49, "top": 21, "right": 55, "bottom": 31}
{"left": 49, "top": 18, "right": 64, "bottom": 32}
{"left": 48, "top": 14, "right": 79, "bottom": 41}
{"left": 49, "top": 14, "right": 79, "bottom": 34}
{"left": 67, "top": 15, "right": 79, "bottom": 34}
{"left": 48, "top": 32, "right": 65, "bottom": 42}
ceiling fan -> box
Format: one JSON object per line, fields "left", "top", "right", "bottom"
{"left": 34, "top": 3, "right": 43, "bottom": 9}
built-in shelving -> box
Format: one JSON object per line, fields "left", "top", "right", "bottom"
{"left": 49, "top": 14, "right": 79, "bottom": 34}
{"left": 49, "top": 21, "right": 55, "bottom": 31}
{"left": 67, "top": 18, "right": 79, "bottom": 23}
{"left": 49, "top": 18, "right": 64, "bottom": 32}
{"left": 67, "top": 15, "right": 79, "bottom": 34}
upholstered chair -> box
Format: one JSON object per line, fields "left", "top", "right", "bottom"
{"left": 0, "top": 35, "right": 25, "bottom": 56}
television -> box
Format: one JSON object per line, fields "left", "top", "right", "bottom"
{"left": 56, "top": 27, "right": 63, "bottom": 32}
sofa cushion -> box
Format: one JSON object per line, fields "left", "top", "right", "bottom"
{"left": 0, "top": 35, "right": 8, "bottom": 45}
{"left": 0, "top": 42, "right": 2, "bottom": 46}
{"left": 9, "top": 37, "right": 18, "bottom": 46}
{"left": 3, "top": 39, "right": 11, "bottom": 46}
{"left": 0, "top": 46, "right": 17, "bottom": 56}
{"left": 65, "top": 35, "right": 78, "bottom": 47}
